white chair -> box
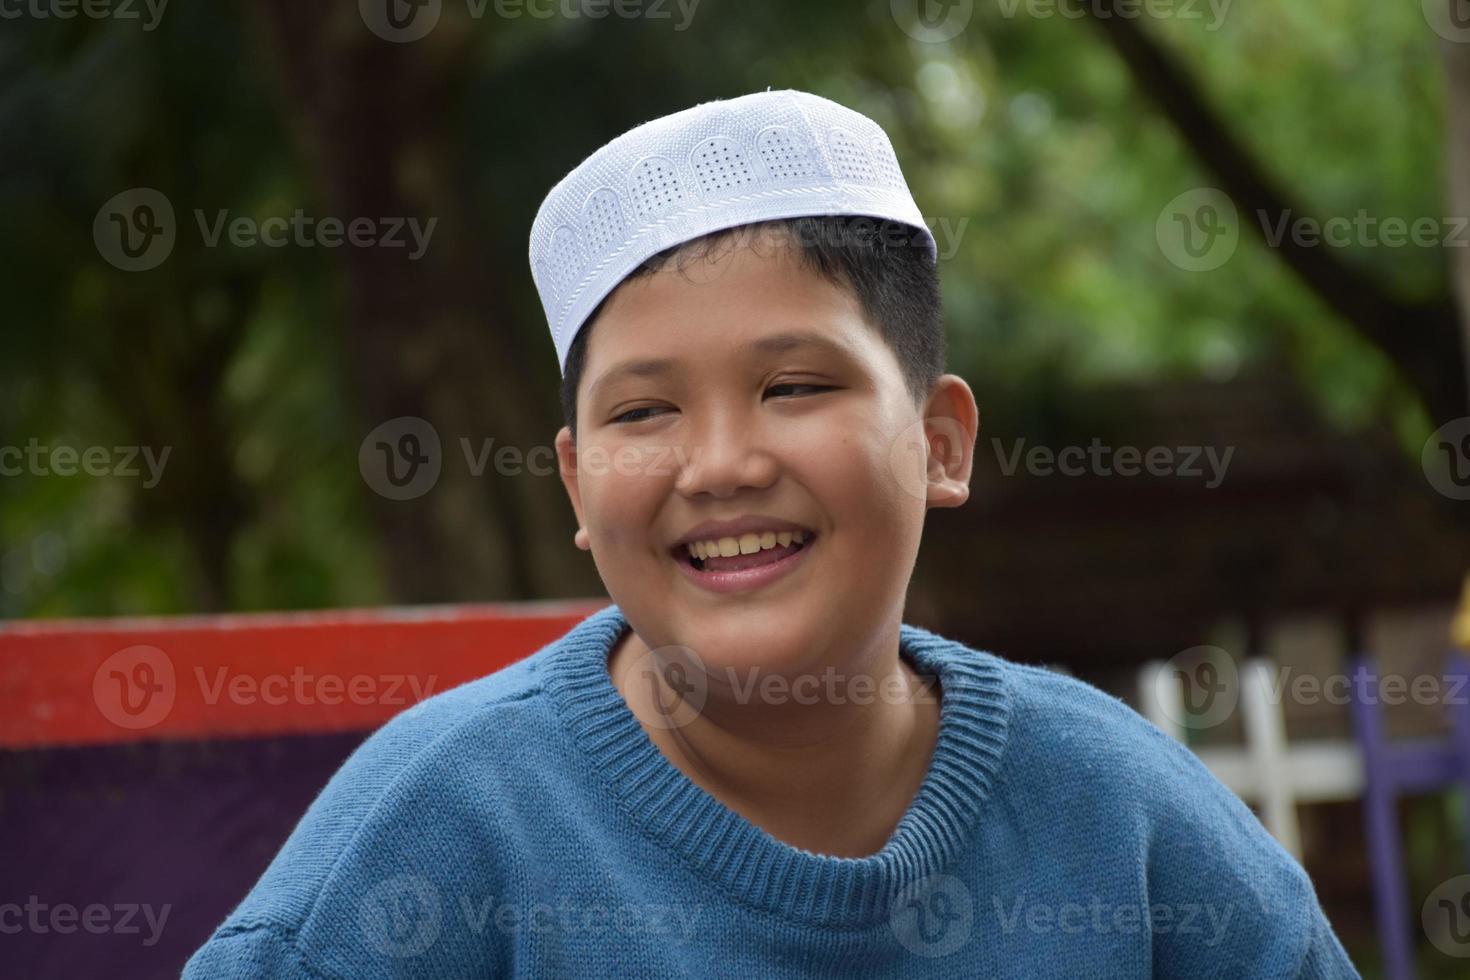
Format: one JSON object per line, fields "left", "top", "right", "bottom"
{"left": 1138, "top": 657, "right": 1364, "bottom": 860}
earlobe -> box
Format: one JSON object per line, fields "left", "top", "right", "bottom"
{"left": 926, "top": 480, "right": 970, "bottom": 508}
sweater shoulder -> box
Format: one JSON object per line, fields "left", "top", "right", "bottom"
{"left": 987, "top": 656, "right": 1302, "bottom": 861}
{"left": 194, "top": 638, "right": 574, "bottom": 973}
{"left": 987, "top": 658, "right": 1335, "bottom": 975}
{"left": 994, "top": 658, "right": 1215, "bottom": 793}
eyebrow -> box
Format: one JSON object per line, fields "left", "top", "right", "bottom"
{"left": 587, "top": 331, "right": 856, "bottom": 405}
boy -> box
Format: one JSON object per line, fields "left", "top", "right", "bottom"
{"left": 184, "top": 89, "right": 1359, "bottom": 977}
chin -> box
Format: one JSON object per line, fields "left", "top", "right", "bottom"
{"left": 682, "top": 619, "right": 820, "bottom": 676}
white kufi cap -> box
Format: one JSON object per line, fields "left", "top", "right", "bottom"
{"left": 529, "top": 88, "right": 936, "bottom": 374}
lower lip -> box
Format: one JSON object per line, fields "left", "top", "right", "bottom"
{"left": 673, "top": 537, "right": 815, "bottom": 594}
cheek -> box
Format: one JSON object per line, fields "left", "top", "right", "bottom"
{"left": 787, "top": 406, "right": 917, "bottom": 527}
{"left": 580, "top": 444, "right": 673, "bottom": 551}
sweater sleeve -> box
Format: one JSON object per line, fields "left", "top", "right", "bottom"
{"left": 1293, "top": 908, "right": 1360, "bottom": 980}
{"left": 1139, "top": 723, "right": 1361, "bottom": 980}
{"left": 182, "top": 924, "right": 323, "bottom": 979}
{"left": 179, "top": 688, "right": 525, "bottom": 978}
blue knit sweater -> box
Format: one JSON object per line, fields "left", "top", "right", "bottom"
{"left": 183, "top": 603, "right": 1359, "bottom": 978}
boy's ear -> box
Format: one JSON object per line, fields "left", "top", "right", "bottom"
{"left": 920, "top": 374, "right": 979, "bottom": 510}
{"left": 555, "top": 426, "right": 592, "bottom": 551}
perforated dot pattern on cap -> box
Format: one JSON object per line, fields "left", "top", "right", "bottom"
{"left": 692, "top": 137, "right": 755, "bottom": 196}
{"left": 630, "top": 157, "right": 687, "bottom": 219}
{"left": 529, "top": 89, "right": 938, "bottom": 375}
{"left": 546, "top": 227, "right": 580, "bottom": 301}
{"left": 869, "top": 136, "right": 905, "bottom": 187}
{"left": 580, "top": 189, "right": 627, "bottom": 258}
{"left": 758, "top": 126, "right": 819, "bottom": 180}
{"left": 827, "top": 128, "right": 874, "bottom": 182}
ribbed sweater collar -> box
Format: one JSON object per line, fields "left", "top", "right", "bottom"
{"left": 542, "top": 604, "right": 1012, "bottom": 928}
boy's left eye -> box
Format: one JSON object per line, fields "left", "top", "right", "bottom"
{"left": 765, "top": 383, "right": 833, "bottom": 399}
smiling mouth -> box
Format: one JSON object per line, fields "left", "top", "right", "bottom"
{"left": 678, "top": 531, "right": 816, "bottom": 573}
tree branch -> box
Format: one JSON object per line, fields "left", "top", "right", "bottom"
{"left": 1076, "top": 0, "right": 1467, "bottom": 423}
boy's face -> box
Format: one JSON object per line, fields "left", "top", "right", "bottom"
{"left": 555, "top": 233, "right": 977, "bottom": 684}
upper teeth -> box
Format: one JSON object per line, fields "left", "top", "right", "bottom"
{"left": 686, "top": 529, "right": 808, "bottom": 560}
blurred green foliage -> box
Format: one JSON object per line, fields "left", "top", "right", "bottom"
{"left": 0, "top": 0, "right": 1454, "bottom": 616}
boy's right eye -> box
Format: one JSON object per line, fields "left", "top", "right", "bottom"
{"left": 610, "top": 406, "right": 670, "bottom": 425}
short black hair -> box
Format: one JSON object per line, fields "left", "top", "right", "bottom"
{"left": 560, "top": 215, "right": 944, "bottom": 440}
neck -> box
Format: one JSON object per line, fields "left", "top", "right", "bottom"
{"left": 608, "top": 622, "right": 942, "bottom": 858}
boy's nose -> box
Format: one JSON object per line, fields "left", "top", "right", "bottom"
{"left": 673, "top": 417, "right": 779, "bottom": 499}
